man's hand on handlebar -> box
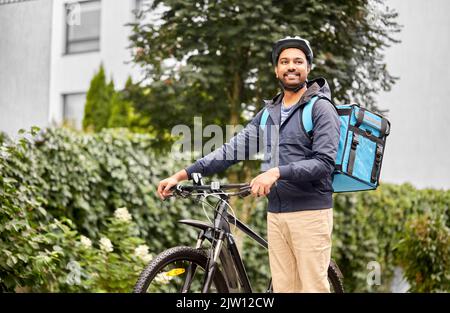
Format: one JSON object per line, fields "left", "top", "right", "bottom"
{"left": 157, "top": 177, "right": 179, "bottom": 200}
{"left": 157, "top": 169, "right": 189, "bottom": 200}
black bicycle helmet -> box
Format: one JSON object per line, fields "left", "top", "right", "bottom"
{"left": 272, "top": 36, "right": 313, "bottom": 66}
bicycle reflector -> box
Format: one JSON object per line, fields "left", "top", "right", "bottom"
{"left": 165, "top": 268, "right": 186, "bottom": 277}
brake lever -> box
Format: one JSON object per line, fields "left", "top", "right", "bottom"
{"left": 174, "top": 184, "right": 194, "bottom": 199}
{"left": 162, "top": 195, "right": 173, "bottom": 201}
{"left": 163, "top": 185, "right": 183, "bottom": 201}
{"left": 238, "top": 186, "right": 252, "bottom": 198}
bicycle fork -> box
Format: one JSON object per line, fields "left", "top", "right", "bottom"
{"left": 201, "top": 230, "right": 225, "bottom": 293}
{"left": 180, "top": 228, "right": 224, "bottom": 293}
{"left": 180, "top": 230, "right": 206, "bottom": 293}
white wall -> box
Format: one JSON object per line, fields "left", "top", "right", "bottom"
{"left": 48, "top": 0, "right": 143, "bottom": 125}
{"left": 0, "top": 0, "right": 53, "bottom": 138}
{"left": 376, "top": 0, "right": 450, "bottom": 189}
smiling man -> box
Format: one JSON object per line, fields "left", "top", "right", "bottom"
{"left": 256, "top": 37, "right": 341, "bottom": 292}
{"left": 157, "top": 36, "right": 340, "bottom": 292}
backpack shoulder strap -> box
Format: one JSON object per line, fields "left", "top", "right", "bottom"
{"left": 302, "top": 96, "right": 319, "bottom": 135}
{"left": 302, "top": 95, "right": 336, "bottom": 138}
{"left": 260, "top": 93, "right": 282, "bottom": 128}
{"left": 260, "top": 108, "right": 269, "bottom": 127}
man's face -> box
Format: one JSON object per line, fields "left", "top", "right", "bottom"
{"left": 274, "top": 48, "right": 310, "bottom": 88}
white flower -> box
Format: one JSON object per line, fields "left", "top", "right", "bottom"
{"left": 114, "top": 207, "right": 132, "bottom": 222}
{"left": 154, "top": 272, "right": 173, "bottom": 284}
{"left": 66, "top": 260, "right": 82, "bottom": 286}
{"left": 134, "top": 245, "right": 153, "bottom": 263}
{"left": 99, "top": 237, "right": 113, "bottom": 252}
{"left": 80, "top": 235, "right": 92, "bottom": 248}
{"left": 53, "top": 245, "right": 63, "bottom": 252}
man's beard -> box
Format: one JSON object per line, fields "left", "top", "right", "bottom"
{"left": 278, "top": 78, "right": 307, "bottom": 93}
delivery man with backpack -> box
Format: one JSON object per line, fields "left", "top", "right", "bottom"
{"left": 157, "top": 36, "right": 341, "bottom": 292}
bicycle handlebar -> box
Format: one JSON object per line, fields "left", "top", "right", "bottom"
{"left": 170, "top": 182, "right": 251, "bottom": 198}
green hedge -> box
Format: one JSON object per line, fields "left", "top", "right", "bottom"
{"left": 333, "top": 184, "right": 449, "bottom": 292}
{"left": 1, "top": 127, "right": 449, "bottom": 292}
{"left": 0, "top": 127, "right": 200, "bottom": 291}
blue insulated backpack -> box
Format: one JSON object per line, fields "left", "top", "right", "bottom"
{"left": 260, "top": 97, "right": 391, "bottom": 193}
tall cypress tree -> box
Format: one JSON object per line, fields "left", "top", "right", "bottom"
{"left": 83, "top": 65, "right": 115, "bottom": 132}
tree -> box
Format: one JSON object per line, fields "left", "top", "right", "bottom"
{"left": 0, "top": 131, "right": 10, "bottom": 145}
{"left": 83, "top": 65, "right": 116, "bottom": 132}
{"left": 120, "top": 77, "right": 153, "bottom": 133}
{"left": 83, "top": 67, "right": 140, "bottom": 132}
{"left": 107, "top": 92, "right": 131, "bottom": 128}
{"left": 129, "top": 0, "right": 401, "bottom": 136}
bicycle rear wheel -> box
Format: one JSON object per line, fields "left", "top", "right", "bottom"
{"left": 328, "top": 260, "right": 344, "bottom": 293}
{"left": 133, "top": 246, "right": 229, "bottom": 293}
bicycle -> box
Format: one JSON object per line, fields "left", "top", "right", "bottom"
{"left": 133, "top": 173, "right": 344, "bottom": 293}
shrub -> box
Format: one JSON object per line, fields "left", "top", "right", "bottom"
{"left": 1, "top": 205, "right": 150, "bottom": 292}
{"left": 331, "top": 184, "right": 450, "bottom": 292}
{"left": 66, "top": 207, "right": 151, "bottom": 293}
{"left": 0, "top": 127, "right": 200, "bottom": 291}
{"left": 395, "top": 210, "right": 450, "bottom": 292}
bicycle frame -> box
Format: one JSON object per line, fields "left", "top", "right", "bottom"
{"left": 178, "top": 192, "right": 272, "bottom": 293}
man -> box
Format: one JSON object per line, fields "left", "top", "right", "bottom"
{"left": 157, "top": 36, "right": 340, "bottom": 292}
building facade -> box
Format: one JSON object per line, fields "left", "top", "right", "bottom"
{"left": 0, "top": 0, "right": 53, "bottom": 136}
{"left": 0, "top": 0, "right": 145, "bottom": 134}
{"left": 48, "top": 0, "right": 146, "bottom": 129}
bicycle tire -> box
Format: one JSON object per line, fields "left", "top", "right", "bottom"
{"left": 133, "top": 246, "right": 229, "bottom": 293}
{"left": 328, "top": 261, "right": 344, "bottom": 293}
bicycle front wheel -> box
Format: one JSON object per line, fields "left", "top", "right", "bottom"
{"left": 328, "top": 260, "right": 344, "bottom": 293}
{"left": 133, "top": 246, "right": 229, "bottom": 293}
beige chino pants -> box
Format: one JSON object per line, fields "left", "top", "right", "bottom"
{"left": 267, "top": 208, "right": 333, "bottom": 292}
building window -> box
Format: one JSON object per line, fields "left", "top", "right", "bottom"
{"left": 63, "top": 93, "right": 86, "bottom": 129}
{"left": 65, "top": 0, "right": 101, "bottom": 54}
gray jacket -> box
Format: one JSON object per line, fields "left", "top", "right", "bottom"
{"left": 185, "top": 77, "right": 340, "bottom": 212}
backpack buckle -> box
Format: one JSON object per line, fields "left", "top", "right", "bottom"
{"left": 375, "top": 146, "right": 383, "bottom": 162}
{"left": 351, "top": 134, "right": 359, "bottom": 149}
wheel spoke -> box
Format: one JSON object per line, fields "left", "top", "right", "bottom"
{"left": 180, "top": 262, "right": 198, "bottom": 293}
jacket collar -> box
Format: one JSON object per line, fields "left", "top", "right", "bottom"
{"left": 263, "top": 80, "right": 322, "bottom": 107}
{"left": 263, "top": 81, "right": 322, "bottom": 126}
